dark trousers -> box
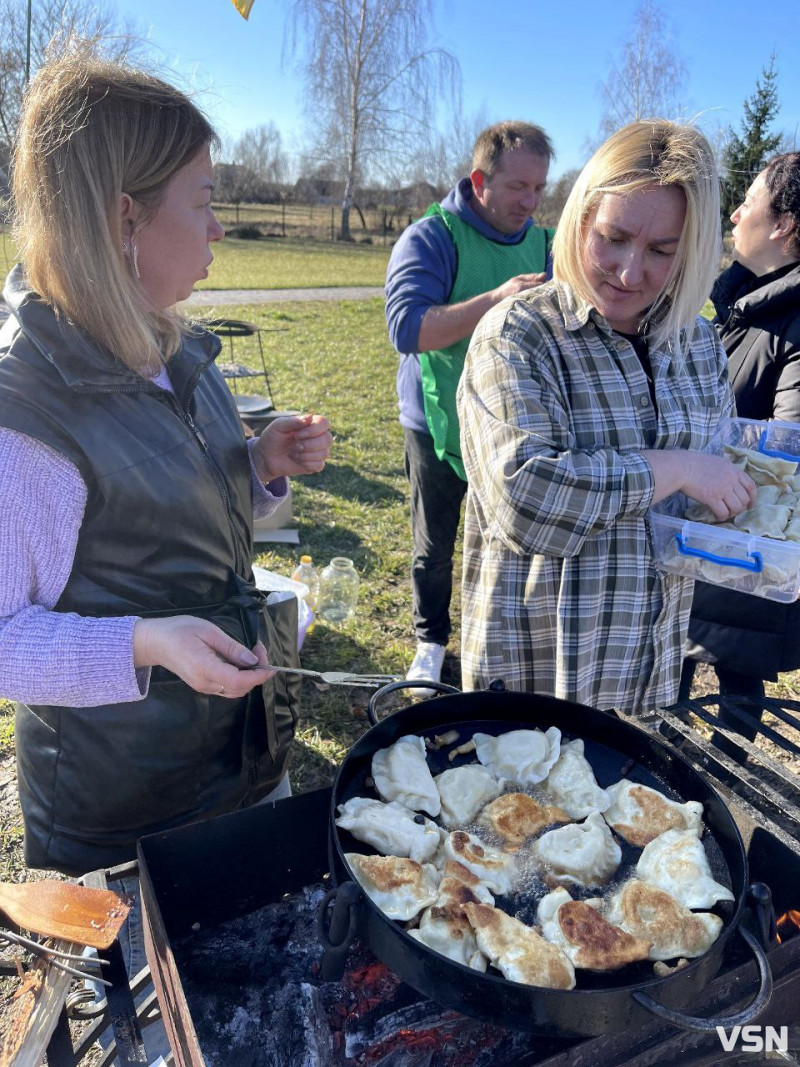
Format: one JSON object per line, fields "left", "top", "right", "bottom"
{"left": 403, "top": 426, "right": 467, "bottom": 645}
{"left": 678, "top": 659, "right": 764, "bottom": 742}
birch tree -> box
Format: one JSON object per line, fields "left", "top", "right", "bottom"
{"left": 286, "top": 0, "right": 459, "bottom": 240}
{"left": 0, "top": 0, "right": 141, "bottom": 154}
{"left": 596, "top": 0, "right": 688, "bottom": 139}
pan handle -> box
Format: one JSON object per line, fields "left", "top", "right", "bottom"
{"left": 367, "top": 680, "right": 462, "bottom": 725}
{"left": 631, "top": 925, "right": 772, "bottom": 1032}
{"left": 316, "top": 881, "right": 362, "bottom": 982}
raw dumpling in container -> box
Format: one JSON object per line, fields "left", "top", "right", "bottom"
{"left": 462, "top": 901, "right": 576, "bottom": 989}
{"left": 784, "top": 516, "right": 800, "bottom": 543}
{"left": 606, "top": 879, "right": 723, "bottom": 960}
{"left": 546, "top": 739, "right": 610, "bottom": 818}
{"left": 534, "top": 811, "right": 621, "bottom": 887}
{"left": 685, "top": 501, "right": 723, "bottom": 524}
{"left": 335, "top": 797, "right": 442, "bottom": 862}
{"left": 603, "top": 781, "right": 703, "bottom": 847}
{"left": 434, "top": 764, "right": 503, "bottom": 829}
{"left": 478, "top": 793, "right": 571, "bottom": 847}
{"left": 733, "top": 503, "right": 791, "bottom": 538}
{"left": 755, "top": 485, "right": 783, "bottom": 506}
{"left": 636, "top": 829, "right": 735, "bottom": 909}
{"left": 345, "top": 853, "right": 440, "bottom": 920}
{"left": 472, "top": 727, "right": 561, "bottom": 785}
{"left": 408, "top": 861, "right": 494, "bottom": 971}
{"left": 724, "top": 445, "right": 798, "bottom": 487}
{"left": 371, "top": 734, "right": 441, "bottom": 817}
{"left": 443, "top": 830, "right": 518, "bottom": 895}
{"left": 537, "top": 887, "right": 651, "bottom": 970}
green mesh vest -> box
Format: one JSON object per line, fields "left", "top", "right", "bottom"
{"left": 419, "top": 203, "right": 554, "bottom": 480}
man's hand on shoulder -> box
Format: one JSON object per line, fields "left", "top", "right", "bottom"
{"left": 492, "top": 272, "right": 547, "bottom": 303}
{"left": 418, "top": 271, "right": 549, "bottom": 352}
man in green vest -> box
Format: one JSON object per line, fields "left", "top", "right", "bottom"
{"left": 385, "top": 121, "right": 555, "bottom": 693}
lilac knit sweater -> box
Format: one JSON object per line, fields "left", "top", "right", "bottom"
{"left": 0, "top": 368, "right": 287, "bottom": 708}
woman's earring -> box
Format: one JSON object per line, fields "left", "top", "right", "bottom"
{"left": 122, "top": 237, "right": 141, "bottom": 279}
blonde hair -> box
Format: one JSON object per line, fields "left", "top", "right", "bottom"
{"left": 553, "top": 120, "right": 720, "bottom": 353}
{"left": 11, "top": 47, "right": 218, "bottom": 373}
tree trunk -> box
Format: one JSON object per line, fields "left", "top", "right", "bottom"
{"left": 340, "top": 170, "right": 355, "bottom": 241}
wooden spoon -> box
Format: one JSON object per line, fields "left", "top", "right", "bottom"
{"left": 0, "top": 880, "right": 130, "bottom": 950}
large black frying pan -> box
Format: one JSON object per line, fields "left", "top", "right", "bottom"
{"left": 322, "top": 681, "right": 772, "bottom": 1038}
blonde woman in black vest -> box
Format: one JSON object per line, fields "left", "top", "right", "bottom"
{"left": 0, "top": 47, "right": 331, "bottom": 1057}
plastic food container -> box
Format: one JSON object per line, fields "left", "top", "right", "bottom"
{"left": 649, "top": 417, "right": 800, "bottom": 603}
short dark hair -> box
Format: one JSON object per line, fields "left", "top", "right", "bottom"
{"left": 472, "top": 121, "right": 554, "bottom": 177}
{"left": 764, "top": 152, "right": 800, "bottom": 258}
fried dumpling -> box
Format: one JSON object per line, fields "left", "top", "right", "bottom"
{"left": 478, "top": 792, "right": 571, "bottom": 847}
{"left": 443, "top": 830, "right": 518, "bottom": 895}
{"left": 603, "top": 781, "right": 703, "bottom": 847}
{"left": 606, "top": 879, "right": 723, "bottom": 960}
{"left": 546, "top": 739, "right": 610, "bottom": 818}
{"left": 537, "top": 887, "right": 651, "bottom": 970}
{"left": 462, "top": 901, "right": 575, "bottom": 989}
{"left": 345, "top": 853, "right": 440, "bottom": 920}
{"left": 335, "top": 797, "right": 442, "bottom": 862}
{"left": 408, "top": 861, "right": 494, "bottom": 971}
{"left": 371, "top": 734, "right": 440, "bottom": 817}
{"left": 434, "top": 764, "right": 503, "bottom": 829}
{"left": 636, "top": 829, "right": 735, "bottom": 909}
{"left": 472, "top": 727, "right": 561, "bottom": 785}
{"left": 534, "top": 811, "right": 621, "bottom": 887}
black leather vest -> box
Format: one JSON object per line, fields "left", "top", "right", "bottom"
{"left": 0, "top": 266, "right": 299, "bottom": 874}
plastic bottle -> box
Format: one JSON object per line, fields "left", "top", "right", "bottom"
{"left": 291, "top": 554, "right": 319, "bottom": 634}
{"left": 317, "top": 557, "right": 360, "bottom": 623}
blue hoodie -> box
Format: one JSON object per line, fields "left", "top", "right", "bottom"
{"left": 385, "top": 177, "right": 544, "bottom": 433}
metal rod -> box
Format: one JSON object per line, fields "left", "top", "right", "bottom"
{"left": 25, "top": 0, "right": 32, "bottom": 83}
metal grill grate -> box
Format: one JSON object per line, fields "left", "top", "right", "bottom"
{"left": 656, "top": 696, "right": 800, "bottom": 852}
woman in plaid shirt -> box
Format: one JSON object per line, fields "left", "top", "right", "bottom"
{"left": 457, "top": 120, "right": 757, "bottom": 715}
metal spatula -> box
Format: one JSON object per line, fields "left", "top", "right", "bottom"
{"left": 0, "top": 879, "right": 130, "bottom": 950}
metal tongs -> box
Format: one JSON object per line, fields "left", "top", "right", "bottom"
{"left": 0, "top": 928, "right": 112, "bottom": 986}
{"left": 263, "top": 664, "right": 402, "bottom": 688}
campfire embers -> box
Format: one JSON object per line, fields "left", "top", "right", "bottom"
{"left": 777, "top": 910, "right": 800, "bottom": 944}
{"left": 171, "top": 882, "right": 575, "bottom": 1067}
{"left": 140, "top": 772, "right": 800, "bottom": 1067}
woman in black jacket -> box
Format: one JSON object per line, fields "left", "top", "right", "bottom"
{"left": 680, "top": 152, "right": 800, "bottom": 734}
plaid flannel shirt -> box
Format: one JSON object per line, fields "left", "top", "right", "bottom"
{"left": 457, "top": 281, "right": 734, "bottom": 714}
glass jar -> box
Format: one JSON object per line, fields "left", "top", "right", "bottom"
{"left": 317, "top": 557, "right": 360, "bottom": 623}
{"left": 291, "top": 555, "right": 319, "bottom": 634}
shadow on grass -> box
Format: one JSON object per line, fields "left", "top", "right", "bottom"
{"left": 300, "top": 461, "right": 405, "bottom": 505}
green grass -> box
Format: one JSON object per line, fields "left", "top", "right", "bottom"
{"left": 187, "top": 297, "right": 463, "bottom": 790}
{"left": 0, "top": 227, "right": 389, "bottom": 292}
{"left": 0, "top": 232, "right": 19, "bottom": 279}
{"left": 196, "top": 236, "right": 389, "bottom": 291}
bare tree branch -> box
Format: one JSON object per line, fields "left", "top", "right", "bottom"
{"left": 285, "top": 0, "right": 460, "bottom": 239}
{"left": 0, "top": 0, "right": 144, "bottom": 154}
{"left": 596, "top": 0, "right": 688, "bottom": 141}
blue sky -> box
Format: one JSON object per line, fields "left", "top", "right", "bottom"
{"left": 108, "top": 0, "right": 799, "bottom": 180}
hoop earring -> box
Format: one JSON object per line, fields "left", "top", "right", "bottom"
{"left": 122, "top": 237, "right": 141, "bottom": 279}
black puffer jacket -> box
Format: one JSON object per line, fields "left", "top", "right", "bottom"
{"left": 0, "top": 265, "right": 300, "bottom": 875}
{"left": 685, "top": 260, "right": 800, "bottom": 678}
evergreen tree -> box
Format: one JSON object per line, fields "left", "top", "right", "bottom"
{"left": 721, "top": 56, "right": 782, "bottom": 224}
